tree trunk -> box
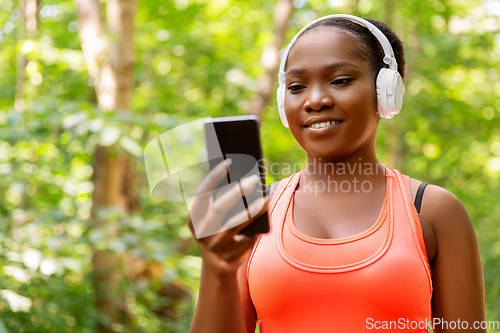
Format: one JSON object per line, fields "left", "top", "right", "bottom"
{"left": 14, "top": 0, "right": 38, "bottom": 112}
{"left": 75, "top": 0, "right": 137, "bottom": 331}
{"left": 77, "top": 0, "right": 191, "bottom": 327}
{"left": 248, "top": 0, "right": 294, "bottom": 118}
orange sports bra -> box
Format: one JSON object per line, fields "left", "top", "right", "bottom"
{"left": 247, "top": 167, "right": 432, "bottom": 332}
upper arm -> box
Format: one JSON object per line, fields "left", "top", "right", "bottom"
{"left": 237, "top": 248, "right": 257, "bottom": 333}
{"left": 421, "top": 185, "right": 486, "bottom": 331}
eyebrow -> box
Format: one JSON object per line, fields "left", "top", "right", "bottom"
{"left": 286, "top": 61, "right": 358, "bottom": 76}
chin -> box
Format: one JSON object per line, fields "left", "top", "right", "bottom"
{"left": 301, "top": 142, "right": 348, "bottom": 161}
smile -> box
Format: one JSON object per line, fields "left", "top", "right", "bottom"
{"left": 304, "top": 120, "right": 343, "bottom": 129}
{"left": 303, "top": 119, "right": 344, "bottom": 136}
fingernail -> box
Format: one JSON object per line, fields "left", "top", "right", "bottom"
{"left": 241, "top": 174, "right": 259, "bottom": 188}
{"left": 252, "top": 197, "right": 265, "bottom": 210}
{"left": 219, "top": 158, "right": 232, "bottom": 171}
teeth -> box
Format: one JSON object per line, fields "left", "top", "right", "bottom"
{"left": 307, "top": 120, "right": 341, "bottom": 128}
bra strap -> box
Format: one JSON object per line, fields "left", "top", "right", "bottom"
{"left": 414, "top": 183, "right": 428, "bottom": 215}
{"left": 268, "top": 174, "right": 295, "bottom": 216}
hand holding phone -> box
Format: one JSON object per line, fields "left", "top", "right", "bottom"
{"left": 186, "top": 158, "right": 270, "bottom": 279}
{"left": 202, "top": 115, "right": 270, "bottom": 237}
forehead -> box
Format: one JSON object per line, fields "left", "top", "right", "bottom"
{"left": 286, "top": 27, "right": 366, "bottom": 71}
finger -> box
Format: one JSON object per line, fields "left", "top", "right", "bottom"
{"left": 219, "top": 202, "right": 256, "bottom": 232}
{"left": 189, "top": 159, "right": 232, "bottom": 218}
{"left": 222, "top": 195, "right": 269, "bottom": 238}
{"left": 245, "top": 194, "right": 270, "bottom": 220}
{"left": 214, "top": 181, "right": 232, "bottom": 201}
{"left": 239, "top": 174, "right": 263, "bottom": 198}
{"left": 194, "top": 159, "right": 232, "bottom": 197}
{"left": 223, "top": 234, "right": 261, "bottom": 262}
{"left": 242, "top": 175, "right": 267, "bottom": 198}
{"left": 196, "top": 175, "right": 263, "bottom": 240}
{"left": 188, "top": 206, "right": 209, "bottom": 240}
{"left": 210, "top": 174, "right": 260, "bottom": 218}
{"left": 204, "top": 205, "right": 250, "bottom": 247}
{"left": 240, "top": 175, "right": 266, "bottom": 212}
{"left": 187, "top": 214, "right": 194, "bottom": 233}
{"left": 213, "top": 173, "right": 260, "bottom": 202}
{"left": 194, "top": 196, "right": 221, "bottom": 239}
{"left": 208, "top": 228, "right": 260, "bottom": 260}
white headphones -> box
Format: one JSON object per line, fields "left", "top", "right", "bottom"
{"left": 277, "top": 14, "right": 404, "bottom": 127}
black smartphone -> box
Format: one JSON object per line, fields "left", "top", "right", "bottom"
{"left": 204, "top": 115, "right": 269, "bottom": 236}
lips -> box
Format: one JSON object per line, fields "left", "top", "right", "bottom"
{"left": 303, "top": 117, "right": 343, "bottom": 128}
{"left": 304, "top": 120, "right": 343, "bottom": 128}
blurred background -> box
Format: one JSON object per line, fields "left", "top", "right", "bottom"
{"left": 0, "top": 0, "right": 499, "bottom": 332}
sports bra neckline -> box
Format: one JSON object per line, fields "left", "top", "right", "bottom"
{"left": 275, "top": 167, "right": 396, "bottom": 273}
{"left": 288, "top": 166, "right": 390, "bottom": 244}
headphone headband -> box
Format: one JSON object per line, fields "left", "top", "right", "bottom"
{"left": 278, "top": 14, "right": 398, "bottom": 85}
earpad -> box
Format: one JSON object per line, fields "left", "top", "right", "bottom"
{"left": 376, "top": 68, "right": 404, "bottom": 119}
{"left": 277, "top": 84, "right": 289, "bottom": 127}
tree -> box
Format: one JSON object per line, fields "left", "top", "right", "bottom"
{"left": 249, "top": 0, "right": 294, "bottom": 118}
{"left": 14, "top": 0, "right": 38, "bottom": 112}
{"left": 75, "top": 0, "right": 138, "bottom": 330}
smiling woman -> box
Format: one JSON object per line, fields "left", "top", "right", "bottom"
{"left": 188, "top": 14, "right": 486, "bottom": 333}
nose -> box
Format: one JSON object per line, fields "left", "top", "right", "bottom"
{"left": 303, "top": 84, "right": 334, "bottom": 112}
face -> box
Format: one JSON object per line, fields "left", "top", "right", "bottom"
{"left": 284, "top": 27, "right": 379, "bottom": 161}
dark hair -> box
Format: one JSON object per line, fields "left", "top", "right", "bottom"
{"left": 289, "top": 17, "right": 406, "bottom": 80}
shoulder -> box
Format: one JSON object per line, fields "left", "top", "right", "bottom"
{"left": 409, "top": 180, "right": 485, "bottom": 323}
{"left": 410, "top": 178, "right": 472, "bottom": 233}
{"left": 266, "top": 172, "right": 299, "bottom": 198}
{"left": 409, "top": 178, "right": 477, "bottom": 258}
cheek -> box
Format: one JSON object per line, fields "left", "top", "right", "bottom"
{"left": 341, "top": 85, "right": 378, "bottom": 117}
{"left": 283, "top": 95, "right": 303, "bottom": 120}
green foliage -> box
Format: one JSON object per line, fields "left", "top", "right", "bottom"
{"left": 0, "top": 0, "right": 499, "bottom": 332}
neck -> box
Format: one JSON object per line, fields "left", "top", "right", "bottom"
{"left": 300, "top": 150, "right": 386, "bottom": 195}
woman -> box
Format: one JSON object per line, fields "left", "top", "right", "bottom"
{"left": 188, "top": 15, "right": 486, "bottom": 332}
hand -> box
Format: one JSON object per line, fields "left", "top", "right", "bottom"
{"left": 187, "top": 159, "right": 270, "bottom": 276}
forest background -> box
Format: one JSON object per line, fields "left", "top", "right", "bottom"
{"left": 1, "top": 0, "right": 500, "bottom": 332}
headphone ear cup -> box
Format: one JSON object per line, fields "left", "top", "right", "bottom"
{"left": 376, "top": 68, "right": 404, "bottom": 119}
{"left": 393, "top": 73, "right": 404, "bottom": 114}
{"left": 277, "top": 84, "right": 289, "bottom": 128}
{"left": 376, "top": 69, "right": 388, "bottom": 118}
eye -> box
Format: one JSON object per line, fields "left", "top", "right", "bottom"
{"left": 331, "top": 78, "right": 353, "bottom": 85}
{"left": 287, "top": 84, "right": 305, "bottom": 92}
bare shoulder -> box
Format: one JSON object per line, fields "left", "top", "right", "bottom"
{"left": 409, "top": 178, "right": 472, "bottom": 231}
{"left": 408, "top": 178, "right": 477, "bottom": 263}
{"left": 410, "top": 179, "right": 485, "bottom": 325}
{"left": 420, "top": 182, "right": 473, "bottom": 236}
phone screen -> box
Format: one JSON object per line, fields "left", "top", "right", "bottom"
{"left": 204, "top": 116, "right": 269, "bottom": 236}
